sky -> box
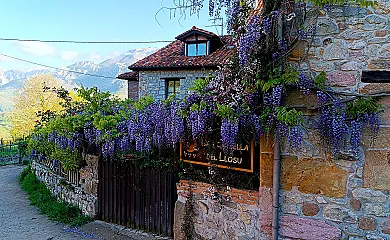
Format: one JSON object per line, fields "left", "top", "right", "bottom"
{"left": 0, "top": 0, "right": 224, "bottom": 70}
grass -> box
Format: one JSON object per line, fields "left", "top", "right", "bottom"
{"left": 19, "top": 166, "right": 92, "bottom": 227}
{"left": 0, "top": 145, "right": 18, "bottom": 157}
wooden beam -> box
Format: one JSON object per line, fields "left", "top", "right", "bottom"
{"left": 362, "top": 71, "right": 390, "bottom": 83}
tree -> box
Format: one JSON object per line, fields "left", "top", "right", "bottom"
{"left": 8, "top": 74, "right": 64, "bottom": 138}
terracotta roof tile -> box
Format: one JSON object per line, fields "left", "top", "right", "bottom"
{"left": 176, "top": 26, "right": 219, "bottom": 40}
{"left": 129, "top": 35, "right": 234, "bottom": 70}
{"left": 117, "top": 71, "right": 139, "bottom": 80}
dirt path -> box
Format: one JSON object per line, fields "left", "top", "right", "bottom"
{"left": 0, "top": 165, "right": 169, "bottom": 240}
{"left": 0, "top": 165, "right": 96, "bottom": 240}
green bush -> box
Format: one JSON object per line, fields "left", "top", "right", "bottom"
{"left": 17, "top": 140, "right": 28, "bottom": 159}
{"left": 18, "top": 165, "right": 32, "bottom": 182}
{"left": 19, "top": 168, "right": 91, "bottom": 226}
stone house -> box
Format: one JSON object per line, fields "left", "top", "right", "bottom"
{"left": 117, "top": 26, "right": 234, "bottom": 100}
{"left": 35, "top": 2, "right": 390, "bottom": 240}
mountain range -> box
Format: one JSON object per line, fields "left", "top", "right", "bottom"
{"left": 0, "top": 47, "right": 157, "bottom": 138}
{"left": 0, "top": 47, "right": 157, "bottom": 93}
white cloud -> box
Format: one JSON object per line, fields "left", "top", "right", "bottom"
{"left": 25, "top": 66, "right": 49, "bottom": 71}
{"left": 110, "top": 51, "right": 122, "bottom": 58}
{"left": 61, "top": 50, "right": 80, "bottom": 61}
{"left": 16, "top": 41, "right": 56, "bottom": 57}
{"left": 87, "top": 51, "right": 103, "bottom": 61}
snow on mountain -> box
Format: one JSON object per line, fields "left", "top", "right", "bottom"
{"left": 0, "top": 47, "right": 157, "bottom": 93}
{"left": 0, "top": 47, "right": 157, "bottom": 138}
{"left": 0, "top": 47, "right": 157, "bottom": 136}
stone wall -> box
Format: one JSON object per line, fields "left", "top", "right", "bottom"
{"left": 267, "top": 2, "right": 390, "bottom": 238}
{"left": 174, "top": 2, "right": 390, "bottom": 240}
{"left": 304, "top": 1, "right": 390, "bottom": 86}
{"left": 32, "top": 154, "right": 99, "bottom": 218}
{"left": 128, "top": 80, "right": 139, "bottom": 100}
{"left": 138, "top": 70, "right": 214, "bottom": 100}
{"left": 174, "top": 112, "right": 390, "bottom": 239}
{"left": 174, "top": 180, "right": 267, "bottom": 240}
{"left": 259, "top": 151, "right": 390, "bottom": 239}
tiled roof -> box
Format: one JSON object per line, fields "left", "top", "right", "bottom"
{"left": 129, "top": 35, "right": 234, "bottom": 70}
{"left": 175, "top": 26, "right": 219, "bottom": 40}
{"left": 117, "top": 71, "right": 139, "bottom": 81}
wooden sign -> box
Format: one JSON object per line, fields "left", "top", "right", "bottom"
{"left": 180, "top": 139, "right": 254, "bottom": 173}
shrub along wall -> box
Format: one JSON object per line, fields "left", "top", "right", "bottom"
{"left": 173, "top": 2, "right": 390, "bottom": 239}
{"left": 32, "top": 154, "right": 99, "bottom": 218}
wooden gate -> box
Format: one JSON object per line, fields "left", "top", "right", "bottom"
{"left": 98, "top": 159, "right": 177, "bottom": 238}
{"left": 0, "top": 143, "right": 20, "bottom": 165}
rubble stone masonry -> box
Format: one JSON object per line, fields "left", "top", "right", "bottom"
{"left": 174, "top": 1, "right": 390, "bottom": 239}
{"left": 138, "top": 70, "right": 214, "bottom": 100}
{"left": 32, "top": 154, "right": 99, "bottom": 218}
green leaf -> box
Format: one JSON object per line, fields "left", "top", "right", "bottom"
{"left": 314, "top": 72, "right": 327, "bottom": 91}
{"left": 134, "top": 96, "right": 155, "bottom": 111}
{"left": 214, "top": 104, "right": 237, "bottom": 121}
{"left": 275, "top": 107, "right": 303, "bottom": 126}
{"left": 189, "top": 76, "right": 212, "bottom": 95}
{"left": 346, "top": 97, "right": 382, "bottom": 120}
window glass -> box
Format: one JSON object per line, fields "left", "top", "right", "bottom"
{"left": 175, "top": 81, "right": 181, "bottom": 95}
{"left": 168, "top": 81, "right": 175, "bottom": 95}
{"left": 187, "top": 42, "right": 207, "bottom": 56}
{"left": 166, "top": 79, "right": 181, "bottom": 98}
{"left": 197, "top": 43, "right": 207, "bottom": 56}
{"left": 187, "top": 44, "right": 196, "bottom": 57}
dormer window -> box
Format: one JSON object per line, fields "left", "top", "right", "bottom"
{"left": 176, "top": 26, "right": 224, "bottom": 57}
{"left": 187, "top": 42, "right": 207, "bottom": 56}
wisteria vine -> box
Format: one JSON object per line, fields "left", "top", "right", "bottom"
{"left": 29, "top": 0, "right": 382, "bottom": 171}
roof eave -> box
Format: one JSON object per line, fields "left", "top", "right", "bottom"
{"left": 176, "top": 30, "right": 218, "bottom": 41}
{"left": 129, "top": 65, "right": 220, "bottom": 71}
{"left": 117, "top": 77, "right": 139, "bottom": 81}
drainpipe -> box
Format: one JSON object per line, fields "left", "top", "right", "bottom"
{"left": 272, "top": 4, "right": 284, "bottom": 239}
{"left": 272, "top": 134, "right": 281, "bottom": 240}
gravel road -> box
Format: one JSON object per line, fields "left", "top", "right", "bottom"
{"left": 0, "top": 165, "right": 170, "bottom": 240}
{"left": 0, "top": 165, "right": 95, "bottom": 240}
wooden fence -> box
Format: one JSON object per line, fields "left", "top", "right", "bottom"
{"left": 0, "top": 143, "right": 20, "bottom": 165}
{"left": 99, "top": 159, "right": 177, "bottom": 238}
{"left": 39, "top": 158, "right": 80, "bottom": 186}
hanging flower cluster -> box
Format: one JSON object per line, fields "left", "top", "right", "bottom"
{"left": 29, "top": 63, "right": 383, "bottom": 171}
